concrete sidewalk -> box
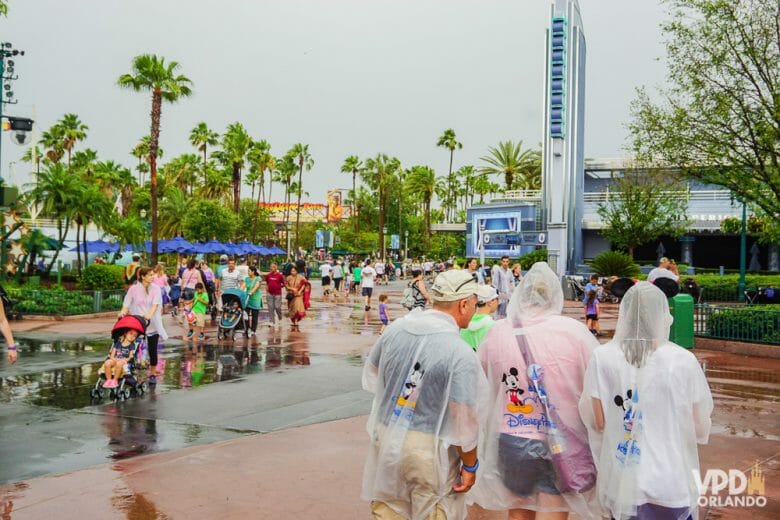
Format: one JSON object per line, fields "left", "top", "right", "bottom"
{"left": 1, "top": 283, "right": 778, "bottom": 519}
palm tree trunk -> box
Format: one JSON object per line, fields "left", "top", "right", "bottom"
{"left": 424, "top": 199, "right": 431, "bottom": 249}
{"left": 233, "top": 164, "right": 241, "bottom": 214}
{"left": 352, "top": 170, "right": 359, "bottom": 233}
{"left": 75, "top": 221, "right": 82, "bottom": 275}
{"left": 45, "top": 218, "right": 69, "bottom": 275}
{"left": 252, "top": 183, "right": 263, "bottom": 242}
{"left": 202, "top": 146, "right": 208, "bottom": 185}
{"left": 295, "top": 161, "right": 304, "bottom": 250}
{"left": 82, "top": 223, "right": 88, "bottom": 273}
{"left": 149, "top": 90, "right": 163, "bottom": 265}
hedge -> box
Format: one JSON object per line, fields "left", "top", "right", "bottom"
{"left": 8, "top": 286, "right": 124, "bottom": 316}
{"left": 78, "top": 264, "right": 125, "bottom": 290}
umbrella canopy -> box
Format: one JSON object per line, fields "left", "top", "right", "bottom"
{"left": 269, "top": 246, "right": 286, "bottom": 255}
{"left": 256, "top": 245, "right": 272, "bottom": 256}
{"left": 68, "top": 239, "right": 119, "bottom": 253}
{"left": 158, "top": 236, "right": 193, "bottom": 253}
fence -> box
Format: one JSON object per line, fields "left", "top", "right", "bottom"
{"left": 694, "top": 304, "right": 780, "bottom": 345}
{"left": 6, "top": 288, "right": 126, "bottom": 316}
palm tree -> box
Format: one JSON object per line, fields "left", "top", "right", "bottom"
{"left": 76, "top": 185, "right": 112, "bottom": 275}
{"left": 19, "top": 229, "right": 58, "bottom": 274}
{"left": 479, "top": 140, "right": 542, "bottom": 191}
{"left": 57, "top": 113, "right": 89, "bottom": 169}
{"left": 159, "top": 188, "right": 190, "bottom": 238}
{"left": 21, "top": 143, "right": 44, "bottom": 179}
{"left": 362, "top": 154, "right": 400, "bottom": 257}
{"left": 196, "top": 162, "right": 232, "bottom": 203}
{"left": 405, "top": 166, "right": 436, "bottom": 248}
{"left": 216, "top": 122, "right": 252, "bottom": 214}
{"left": 130, "top": 136, "right": 163, "bottom": 185}
{"left": 103, "top": 215, "right": 146, "bottom": 263}
{"left": 436, "top": 129, "right": 462, "bottom": 221}
{"left": 290, "top": 143, "right": 314, "bottom": 250}
{"left": 189, "top": 122, "right": 219, "bottom": 184}
{"left": 247, "top": 140, "right": 273, "bottom": 240}
{"left": 456, "top": 165, "right": 477, "bottom": 209}
{"left": 276, "top": 152, "right": 297, "bottom": 230}
{"left": 40, "top": 126, "right": 65, "bottom": 164}
{"left": 26, "top": 163, "right": 81, "bottom": 273}
{"left": 118, "top": 54, "right": 193, "bottom": 264}
{"left": 161, "top": 153, "right": 199, "bottom": 194}
{"left": 340, "top": 155, "right": 363, "bottom": 232}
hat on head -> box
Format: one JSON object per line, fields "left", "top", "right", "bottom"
{"left": 430, "top": 270, "right": 479, "bottom": 302}
{"left": 220, "top": 254, "right": 228, "bottom": 262}
{"left": 477, "top": 285, "right": 499, "bottom": 304}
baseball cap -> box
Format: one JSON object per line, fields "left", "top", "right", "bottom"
{"left": 430, "top": 271, "right": 479, "bottom": 302}
{"left": 477, "top": 285, "right": 499, "bottom": 304}
{"left": 219, "top": 254, "right": 228, "bottom": 262}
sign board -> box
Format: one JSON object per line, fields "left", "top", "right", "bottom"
{"left": 390, "top": 234, "right": 400, "bottom": 250}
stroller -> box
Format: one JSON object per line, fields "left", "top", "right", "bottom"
{"left": 217, "top": 288, "right": 249, "bottom": 340}
{"left": 90, "top": 315, "right": 148, "bottom": 402}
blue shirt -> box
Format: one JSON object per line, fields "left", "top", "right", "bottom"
{"left": 583, "top": 282, "right": 599, "bottom": 304}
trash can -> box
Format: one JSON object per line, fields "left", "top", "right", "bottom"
{"left": 668, "top": 293, "right": 694, "bottom": 349}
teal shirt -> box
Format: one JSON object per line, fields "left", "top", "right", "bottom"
{"left": 245, "top": 276, "right": 263, "bottom": 309}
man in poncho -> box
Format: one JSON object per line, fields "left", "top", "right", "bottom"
{"left": 362, "top": 270, "right": 489, "bottom": 520}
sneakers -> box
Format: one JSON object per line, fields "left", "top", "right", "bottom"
{"left": 365, "top": 305, "right": 371, "bottom": 312}
{"left": 103, "top": 379, "right": 117, "bottom": 388}
{"left": 186, "top": 329, "right": 194, "bottom": 338}
{"left": 198, "top": 332, "right": 205, "bottom": 340}
{"left": 248, "top": 330, "right": 255, "bottom": 338}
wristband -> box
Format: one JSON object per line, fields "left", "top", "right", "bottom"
{"left": 7, "top": 345, "right": 16, "bottom": 351}
{"left": 461, "top": 459, "right": 479, "bottom": 473}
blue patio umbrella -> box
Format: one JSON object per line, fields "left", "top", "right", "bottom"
{"left": 68, "top": 239, "right": 117, "bottom": 253}
{"left": 269, "top": 246, "right": 286, "bottom": 255}
{"left": 202, "top": 240, "right": 227, "bottom": 254}
{"left": 256, "top": 245, "right": 272, "bottom": 256}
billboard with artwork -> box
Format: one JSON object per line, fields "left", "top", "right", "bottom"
{"left": 466, "top": 203, "right": 543, "bottom": 258}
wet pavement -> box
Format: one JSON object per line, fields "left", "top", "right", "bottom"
{"left": 0, "top": 280, "right": 778, "bottom": 519}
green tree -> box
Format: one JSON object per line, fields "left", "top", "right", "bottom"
{"left": 341, "top": 155, "right": 363, "bottom": 232}
{"left": 246, "top": 140, "right": 273, "bottom": 240}
{"left": 215, "top": 122, "right": 252, "bottom": 214}
{"left": 19, "top": 229, "right": 58, "bottom": 274}
{"left": 159, "top": 187, "right": 190, "bottom": 238}
{"left": 118, "top": 54, "right": 193, "bottom": 264}
{"left": 236, "top": 199, "right": 275, "bottom": 242}
{"left": 362, "top": 154, "right": 400, "bottom": 257}
{"left": 629, "top": 0, "right": 779, "bottom": 239}
{"left": 130, "top": 135, "right": 163, "bottom": 185}
{"left": 40, "top": 125, "right": 65, "bottom": 164}
{"left": 57, "top": 113, "right": 89, "bottom": 169}
{"left": 479, "top": 140, "right": 541, "bottom": 191}
{"left": 21, "top": 143, "right": 44, "bottom": 178}
{"left": 104, "top": 215, "right": 146, "bottom": 263}
{"left": 161, "top": 153, "right": 199, "bottom": 194}
{"left": 95, "top": 160, "right": 135, "bottom": 217}
{"left": 189, "top": 121, "right": 219, "bottom": 184}
{"left": 196, "top": 161, "right": 231, "bottom": 202}
{"left": 290, "top": 143, "right": 314, "bottom": 250}
{"left": 182, "top": 199, "right": 237, "bottom": 242}
{"left": 405, "top": 165, "right": 436, "bottom": 248}
{"left": 436, "top": 129, "right": 462, "bottom": 222}
{"left": 597, "top": 171, "right": 691, "bottom": 258}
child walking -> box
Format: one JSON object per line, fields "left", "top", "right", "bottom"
{"left": 188, "top": 282, "right": 209, "bottom": 341}
{"left": 585, "top": 288, "right": 602, "bottom": 336}
{"left": 378, "top": 294, "right": 390, "bottom": 334}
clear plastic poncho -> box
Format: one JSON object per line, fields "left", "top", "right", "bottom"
{"left": 470, "top": 262, "right": 602, "bottom": 518}
{"left": 579, "top": 282, "right": 713, "bottom": 520}
{"left": 362, "top": 308, "right": 490, "bottom": 520}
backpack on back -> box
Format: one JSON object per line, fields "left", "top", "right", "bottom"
{"left": 400, "top": 283, "right": 415, "bottom": 310}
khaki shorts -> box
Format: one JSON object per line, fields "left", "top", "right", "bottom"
{"left": 194, "top": 313, "right": 206, "bottom": 328}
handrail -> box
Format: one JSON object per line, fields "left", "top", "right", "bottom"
{"left": 584, "top": 189, "right": 733, "bottom": 203}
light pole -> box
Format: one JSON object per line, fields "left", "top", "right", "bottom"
{"left": 286, "top": 221, "right": 293, "bottom": 261}
{"left": 738, "top": 201, "right": 747, "bottom": 303}
{"left": 382, "top": 226, "right": 387, "bottom": 261}
{"left": 479, "top": 221, "right": 486, "bottom": 274}
{"left": 404, "top": 230, "right": 409, "bottom": 260}
{"left": 0, "top": 42, "right": 27, "bottom": 180}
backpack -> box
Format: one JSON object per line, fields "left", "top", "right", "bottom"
{"left": 400, "top": 283, "right": 415, "bottom": 310}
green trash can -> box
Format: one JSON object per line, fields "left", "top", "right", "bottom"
{"left": 668, "top": 293, "right": 694, "bottom": 349}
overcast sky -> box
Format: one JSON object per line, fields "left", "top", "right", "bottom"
{"left": 1, "top": 0, "right": 667, "bottom": 201}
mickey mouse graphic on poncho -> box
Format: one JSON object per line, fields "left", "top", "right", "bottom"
{"left": 396, "top": 362, "right": 424, "bottom": 408}
{"left": 614, "top": 388, "right": 642, "bottom": 464}
{"left": 502, "top": 367, "right": 534, "bottom": 414}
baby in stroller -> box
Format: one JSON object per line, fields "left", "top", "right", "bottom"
{"left": 217, "top": 288, "right": 249, "bottom": 340}
{"left": 90, "top": 315, "right": 147, "bottom": 401}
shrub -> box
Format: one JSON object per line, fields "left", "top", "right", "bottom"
{"left": 705, "top": 305, "right": 780, "bottom": 344}
{"left": 587, "top": 251, "right": 640, "bottom": 278}
{"left": 693, "top": 274, "right": 780, "bottom": 302}
{"left": 517, "top": 249, "right": 548, "bottom": 268}
{"left": 78, "top": 264, "right": 125, "bottom": 290}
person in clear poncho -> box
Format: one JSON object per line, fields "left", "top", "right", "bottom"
{"left": 579, "top": 282, "right": 713, "bottom": 520}
{"left": 470, "top": 262, "right": 601, "bottom": 520}
{"left": 362, "top": 270, "right": 490, "bottom": 520}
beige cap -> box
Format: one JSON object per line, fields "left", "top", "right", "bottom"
{"left": 477, "top": 285, "right": 499, "bottom": 304}
{"left": 430, "top": 270, "right": 479, "bottom": 302}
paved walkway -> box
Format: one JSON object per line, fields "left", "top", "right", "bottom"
{"left": 1, "top": 281, "right": 777, "bottom": 519}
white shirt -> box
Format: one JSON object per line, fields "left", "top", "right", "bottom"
{"left": 332, "top": 264, "right": 343, "bottom": 279}
{"left": 647, "top": 267, "right": 679, "bottom": 282}
{"left": 320, "top": 263, "right": 332, "bottom": 278}
{"left": 375, "top": 263, "right": 385, "bottom": 275}
{"left": 220, "top": 268, "right": 242, "bottom": 291}
{"left": 361, "top": 266, "right": 376, "bottom": 288}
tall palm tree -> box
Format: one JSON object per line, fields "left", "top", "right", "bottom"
{"left": 189, "top": 121, "right": 219, "bottom": 184}
{"left": 57, "top": 113, "right": 89, "bottom": 169}
{"left": 20, "top": 229, "right": 58, "bottom": 274}
{"left": 159, "top": 187, "right": 190, "bottom": 238}
{"left": 216, "top": 122, "right": 252, "bottom": 214}
{"left": 40, "top": 126, "right": 65, "bottom": 164}
{"left": 161, "top": 153, "right": 199, "bottom": 194}
{"left": 276, "top": 152, "right": 297, "bottom": 232}
{"left": 103, "top": 215, "right": 146, "bottom": 263}
{"left": 118, "top": 54, "right": 193, "bottom": 264}
{"left": 405, "top": 166, "right": 436, "bottom": 248}
{"left": 21, "top": 143, "right": 44, "bottom": 178}
{"left": 340, "top": 155, "right": 362, "bottom": 232}
{"left": 362, "top": 154, "right": 400, "bottom": 257}
{"left": 95, "top": 160, "right": 135, "bottom": 216}
{"left": 247, "top": 140, "right": 273, "bottom": 240}
{"left": 290, "top": 143, "right": 314, "bottom": 250}
{"left": 479, "top": 140, "right": 542, "bottom": 191}
{"left": 130, "top": 136, "right": 163, "bottom": 185}
{"left": 27, "top": 163, "right": 81, "bottom": 274}
{"left": 456, "top": 165, "right": 477, "bottom": 209}
{"left": 436, "top": 129, "right": 462, "bottom": 221}
{"left": 196, "top": 162, "right": 232, "bottom": 202}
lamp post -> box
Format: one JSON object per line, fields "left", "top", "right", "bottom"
{"left": 738, "top": 201, "right": 747, "bottom": 303}
{"left": 404, "top": 230, "right": 409, "bottom": 260}
{"left": 0, "top": 42, "right": 26, "bottom": 180}
{"left": 382, "top": 226, "right": 387, "bottom": 261}
{"left": 286, "top": 221, "right": 293, "bottom": 261}
{"left": 479, "top": 221, "right": 486, "bottom": 274}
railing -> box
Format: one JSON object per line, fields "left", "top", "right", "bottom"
{"left": 583, "top": 189, "right": 733, "bottom": 203}
{"left": 490, "top": 190, "right": 542, "bottom": 202}
{"left": 694, "top": 304, "right": 780, "bottom": 345}
{"left": 5, "top": 288, "right": 125, "bottom": 316}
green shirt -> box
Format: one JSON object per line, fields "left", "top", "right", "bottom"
{"left": 245, "top": 276, "right": 263, "bottom": 309}
{"left": 352, "top": 267, "right": 362, "bottom": 283}
{"left": 460, "top": 314, "right": 496, "bottom": 352}
{"left": 192, "top": 291, "right": 209, "bottom": 314}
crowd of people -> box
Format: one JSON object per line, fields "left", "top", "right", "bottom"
{"left": 362, "top": 262, "right": 713, "bottom": 520}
